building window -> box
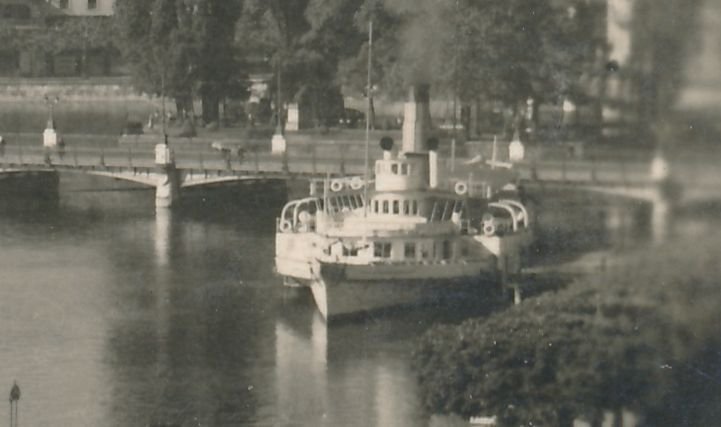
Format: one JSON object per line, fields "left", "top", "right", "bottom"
{"left": 59, "top": 0, "right": 69, "bottom": 9}
{"left": 400, "top": 163, "right": 408, "bottom": 175}
{"left": 403, "top": 200, "right": 410, "bottom": 215}
{"left": 411, "top": 200, "right": 418, "bottom": 215}
{"left": 374, "top": 242, "right": 391, "bottom": 258}
{"left": 88, "top": 0, "right": 97, "bottom": 10}
{"left": 373, "top": 200, "right": 379, "bottom": 213}
{"left": 404, "top": 242, "right": 416, "bottom": 259}
{"left": 382, "top": 200, "right": 389, "bottom": 214}
{"left": 393, "top": 200, "right": 400, "bottom": 214}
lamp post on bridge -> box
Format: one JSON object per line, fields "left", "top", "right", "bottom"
{"left": 43, "top": 95, "right": 60, "bottom": 148}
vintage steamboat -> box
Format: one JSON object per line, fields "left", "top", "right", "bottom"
{"left": 275, "top": 85, "right": 532, "bottom": 319}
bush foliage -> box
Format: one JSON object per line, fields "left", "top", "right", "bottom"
{"left": 414, "top": 236, "right": 721, "bottom": 426}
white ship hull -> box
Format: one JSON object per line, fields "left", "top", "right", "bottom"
{"left": 309, "top": 259, "right": 500, "bottom": 319}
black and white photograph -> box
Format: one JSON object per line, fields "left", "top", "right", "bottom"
{"left": 1, "top": 0, "right": 720, "bottom": 426}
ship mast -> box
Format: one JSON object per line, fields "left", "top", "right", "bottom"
{"left": 363, "top": 19, "right": 373, "bottom": 217}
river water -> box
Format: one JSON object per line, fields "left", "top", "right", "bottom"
{"left": 0, "top": 103, "right": 674, "bottom": 426}
{"left": 0, "top": 172, "right": 657, "bottom": 427}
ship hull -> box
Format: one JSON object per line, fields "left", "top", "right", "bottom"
{"left": 309, "top": 260, "right": 501, "bottom": 319}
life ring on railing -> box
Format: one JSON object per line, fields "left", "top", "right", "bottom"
{"left": 455, "top": 181, "right": 468, "bottom": 195}
{"left": 349, "top": 177, "right": 363, "bottom": 190}
{"left": 483, "top": 222, "right": 496, "bottom": 236}
{"left": 280, "top": 220, "right": 293, "bottom": 233}
{"left": 330, "top": 179, "right": 344, "bottom": 192}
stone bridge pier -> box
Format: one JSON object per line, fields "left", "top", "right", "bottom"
{"left": 154, "top": 144, "right": 181, "bottom": 209}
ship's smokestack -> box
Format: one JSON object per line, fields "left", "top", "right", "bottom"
{"left": 402, "top": 84, "right": 432, "bottom": 153}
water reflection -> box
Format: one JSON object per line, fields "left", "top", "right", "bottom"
{"left": 274, "top": 296, "right": 432, "bottom": 427}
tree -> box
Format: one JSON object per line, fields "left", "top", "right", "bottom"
{"left": 237, "top": 0, "right": 362, "bottom": 128}
{"left": 115, "top": 0, "right": 242, "bottom": 124}
{"left": 626, "top": 0, "right": 703, "bottom": 141}
{"left": 334, "top": 0, "right": 602, "bottom": 137}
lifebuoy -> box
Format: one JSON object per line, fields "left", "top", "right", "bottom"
{"left": 349, "top": 177, "right": 363, "bottom": 190}
{"left": 483, "top": 222, "right": 496, "bottom": 236}
{"left": 280, "top": 220, "right": 293, "bottom": 232}
{"left": 298, "top": 211, "right": 311, "bottom": 223}
{"left": 454, "top": 181, "right": 468, "bottom": 195}
{"left": 330, "top": 179, "right": 344, "bottom": 192}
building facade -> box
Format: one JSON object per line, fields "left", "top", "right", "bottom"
{"left": 45, "top": 0, "right": 114, "bottom": 16}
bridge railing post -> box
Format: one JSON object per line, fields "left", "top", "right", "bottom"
{"left": 253, "top": 149, "right": 259, "bottom": 172}
{"left": 127, "top": 147, "right": 133, "bottom": 167}
{"left": 99, "top": 147, "right": 105, "bottom": 167}
{"left": 198, "top": 150, "right": 204, "bottom": 169}
{"left": 312, "top": 145, "right": 317, "bottom": 174}
{"left": 282, "top": 149, "right": 289, "bottom": 173}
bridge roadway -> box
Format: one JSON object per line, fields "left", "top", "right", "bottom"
{"left": 0, "top": 142, "right": 718, "bottom": 210}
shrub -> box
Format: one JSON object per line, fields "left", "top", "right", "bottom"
{"left": 414, "top": 235, "right": 721, "bottom": 426}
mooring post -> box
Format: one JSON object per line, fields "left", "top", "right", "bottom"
{"left": 154, "top": 144, "right": 181, "bottom": 209}
{"left": 9, "top": 381, "right": 20, "bottom": 427}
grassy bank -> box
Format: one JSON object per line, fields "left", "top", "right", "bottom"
{"left": 413, "top": 235, "right": 721, "bottom": 426}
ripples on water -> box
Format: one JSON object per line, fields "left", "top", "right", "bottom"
{"left": 0, "top": 169, "right": 670, "bottom": 426}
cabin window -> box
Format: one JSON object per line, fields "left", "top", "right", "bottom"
{"left": 403, "top": 200, "right": 410, "bottom": 215}
{"left": 382, "top": 200, "right": 389, "bottom": 214}
{"left": 420, "top": 244, "right": 430, "bottom": 259}
{"left": 404, "top": 242, "right": 416, "bottom": 259}
{"left": 343, "top": 246, "right": 359, "bottom": 257}
{"left": 374, "top": 242, "right": 392, "bottom": 258}
{"left": 391, "top": 163, "right": 399, "bottom": 174}
{"left": 442, "top": 240, "right": 452, "bottom": 260}
{"left": 393, "top": 200, "right": 400, "bottom": 214}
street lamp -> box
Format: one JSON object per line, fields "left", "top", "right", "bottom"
{"left": 43, "top": 95, "right": 60, "bottom": 148}
{"left": 44, "top": 95, "right": 59, "bottom": 130}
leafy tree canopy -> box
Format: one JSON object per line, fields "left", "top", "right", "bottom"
{"left": 114, "top": 0, "right": 242, "bottom": 122}
{"left": 414, "top": 236, "right": 721, "bottom": 426}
